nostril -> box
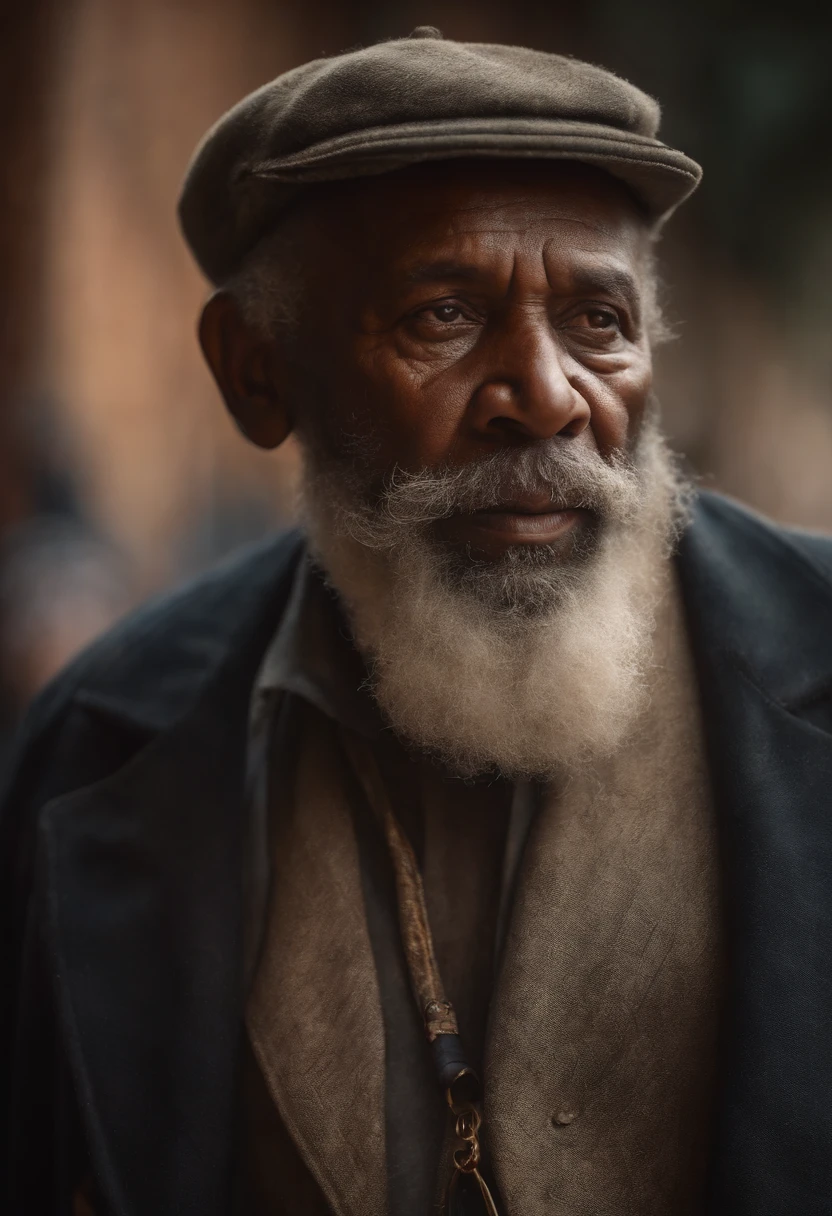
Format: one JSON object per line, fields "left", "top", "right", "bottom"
{"left": 488, "top": 414, "right": 531, "bottom": 438}
{"left": 559, "top": 413, "right": 590, "bottom": 438}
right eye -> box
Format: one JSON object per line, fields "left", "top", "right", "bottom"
{"left": 426, "top": 304, "right": 465, "bottom": 323}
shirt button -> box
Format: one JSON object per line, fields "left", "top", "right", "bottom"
{"left": 552, "top": 1110, "right": 577, "bottom": 1126}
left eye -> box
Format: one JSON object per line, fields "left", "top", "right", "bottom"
{"left": 583, "top": 309, "right": 618, "bottom": 330}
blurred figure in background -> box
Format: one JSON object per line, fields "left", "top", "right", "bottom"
{"left": 0, "top": 517, "right": 132, "bottom": 716}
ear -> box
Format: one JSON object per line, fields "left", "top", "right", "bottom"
{"left": 198, "top": 291, "right": 292, "bottom": 449}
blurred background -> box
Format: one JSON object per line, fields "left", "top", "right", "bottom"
{"left": 1, "top": 0, "right": 831, "bottom": 746}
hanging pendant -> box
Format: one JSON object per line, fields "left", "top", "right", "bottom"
{"left": 443, "top": 1106, "right": 501, "bottom": 1216}
{"left": 444, "top": 1166, "right": 500, "bottom": 1216}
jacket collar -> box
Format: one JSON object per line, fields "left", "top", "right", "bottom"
{"left": 678, "top": 492, "right": 832, "bottom": 709}
{"left": 72, "top": 531, "right": 306, "bottom": 736}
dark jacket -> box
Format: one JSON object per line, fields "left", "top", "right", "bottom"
{"left": 2, "top": 491, "right": 832, "bottom": 1216}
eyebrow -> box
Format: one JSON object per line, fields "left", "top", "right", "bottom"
{"left": 569, "top": 266, "right": 641, "bottom": 306}
{"left": 403, "top": 260, "right": 485, "bottom": 285}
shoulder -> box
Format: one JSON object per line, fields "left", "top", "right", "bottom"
{"left": 680, "top": 492, "right": 832, "bottom": 704}
{"left": 781, "top": 525, "right": 832, "bottom": 585}
{"left": 686, "top": 490, "right": 832, "bottom": 594}
{"left": 0, "top": 530, "right": 305, "bottom": 944}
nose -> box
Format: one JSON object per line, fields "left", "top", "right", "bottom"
{"left": 469, "top": 311, "right": 591, "bottom": 443}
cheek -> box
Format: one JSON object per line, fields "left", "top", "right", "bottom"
{"left": 573, "top": 356, "right": 653, "bottom": 456}
{"left": 342, "top": 343, "right": 475, "bottom": 469}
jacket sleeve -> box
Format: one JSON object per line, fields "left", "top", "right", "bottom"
{"left": 0, "top": 669, "right": 106, "bottom": 1212}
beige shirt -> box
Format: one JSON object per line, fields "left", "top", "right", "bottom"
{"left": 243, "top": 558, "right": 722, "bottom": 1215}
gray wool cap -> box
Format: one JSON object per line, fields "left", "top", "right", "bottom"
{"left": 179, "top": 27, "right": 702, "bottom": 285}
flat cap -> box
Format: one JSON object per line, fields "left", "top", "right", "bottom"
{"left": 179, "top": 29, "right": 702, "bottom": 285}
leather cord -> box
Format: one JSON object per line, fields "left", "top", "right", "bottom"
{"left": 339, "top": 727, "right": 501, "bottom": 1215}
{"left": 339, "top": 727, "right": 456, "bottom": 1036}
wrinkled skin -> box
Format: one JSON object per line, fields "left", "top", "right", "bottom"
{"left": 200, "top": 159, "right": 655, "bottom": 559}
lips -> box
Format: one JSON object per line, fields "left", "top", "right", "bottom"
{"left": 473, "top": 491, "right": 572, "bottom": 516}
{"left": 467, "top": 507, "right": 583, "bottom": 536}
{"left": 435, "top": 500, "right": 593, "bottom": 559}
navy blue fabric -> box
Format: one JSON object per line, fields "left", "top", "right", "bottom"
{"left": 677, "top": 499, "right": 832, "bottom": 1213}
{"left": 2, "top": 493, "right": 832, "bottom": 1215}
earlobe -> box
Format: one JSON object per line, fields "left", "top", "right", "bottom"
{"left": 198, "top": 291, "right": 293, "bottom": 449}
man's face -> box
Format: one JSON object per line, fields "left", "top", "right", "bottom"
{"left": 202, "top": 160, "right": 676, "bottom": 775}
{"left": 285, "top": 159, "right": 654, "bottom": 561}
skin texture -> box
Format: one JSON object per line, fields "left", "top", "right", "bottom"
{"left": 200, "top": 159, "right": 655, "bottom": 559}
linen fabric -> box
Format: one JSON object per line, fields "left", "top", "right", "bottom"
{"left": 485, "top": 565, "right": 722, "bottom": 1213}
{"left": 178, "top": 29, "right": 702, "bottom": 284}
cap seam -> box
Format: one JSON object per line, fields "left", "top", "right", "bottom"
{"left": 249, "top": 141, "right": 700, "bottom": 184}
{"left": 246, "top": 120, "right": 673, "bottom": 169}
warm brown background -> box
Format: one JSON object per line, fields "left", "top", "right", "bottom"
{"left": 1, "top": 0, "right": 830, "bottom": 727}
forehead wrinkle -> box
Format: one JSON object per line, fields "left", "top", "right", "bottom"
{"left": 397, "top": 229, "right": 517, "bottom": 283}
{"left": 440, "top": 212, "right": 618, "bottom": 241}
{"left": 365, "top": 183, "right": 641, "bottom": 260}
{"left": 543, "top": 229, "right": 642, "bottom": 279}
{"left": 408, "top": 189, "right": 628, "bottom": 240}
{"left": 403, "top": 259, "right": 484, "bottom": 285}
{"left": 473, "top": 185, "right": 634, "bottom": 223}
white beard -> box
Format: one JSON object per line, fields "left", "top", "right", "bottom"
{"left": 299, "top": 420, "right": 689, "bottom": 779}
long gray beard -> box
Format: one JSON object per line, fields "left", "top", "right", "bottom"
{"left": 299, "top": 419, "right": 690, "bottom": 779}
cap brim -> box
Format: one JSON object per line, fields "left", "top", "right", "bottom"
{"left": 250, "top": 117, "right": 701, "bottom": 223}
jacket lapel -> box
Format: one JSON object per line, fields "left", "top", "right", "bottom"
{"left": 246, "top": 703, "right": 387, "bottom": 1216}
{"left": 39, "top": 534, "right": 303, "bottom": 1216}
{"left": 678, "top": 495, "right": 832, "bottom": 1214}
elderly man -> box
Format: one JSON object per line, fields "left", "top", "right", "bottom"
{"left": 3, "top": 28, "right": 832, "bottom": 1216}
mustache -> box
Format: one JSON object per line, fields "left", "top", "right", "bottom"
{"left": 361, "top": 440, "right": 645, "bottom": 535}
